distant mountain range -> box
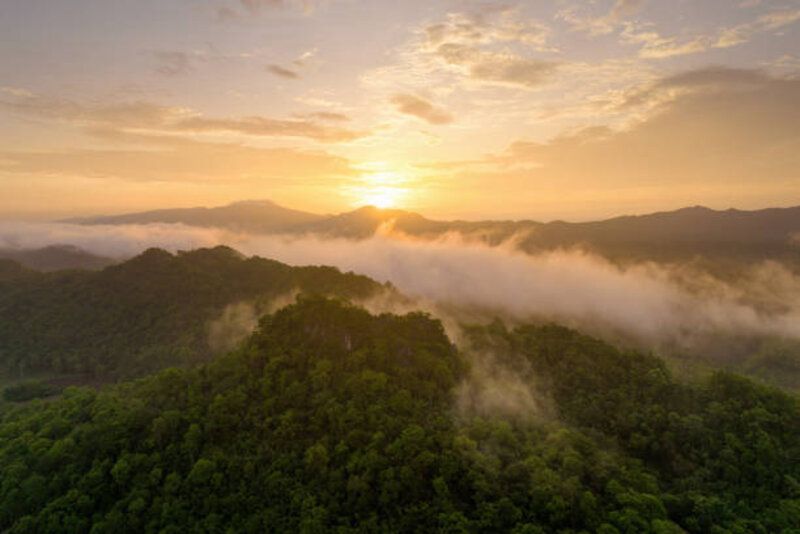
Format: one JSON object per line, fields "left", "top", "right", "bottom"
{"left": 66, "top": 199, "right": 325, "bottom": 234}
{"left": 67, "top": 200, "right": 800, "bottom": 265}
{"left": 0, "top": 244, "right": 115, "bottom": 272}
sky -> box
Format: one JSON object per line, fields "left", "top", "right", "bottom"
{"left": 1, "top": 0, "right": 799, "bottom": 221}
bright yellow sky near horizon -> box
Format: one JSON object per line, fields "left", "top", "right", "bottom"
{"left": 1, "top": 0, "right": 799, "bottom": 221}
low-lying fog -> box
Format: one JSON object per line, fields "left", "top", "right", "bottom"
{"left": 3, "top": 221, "right": 800, "bottom": 351}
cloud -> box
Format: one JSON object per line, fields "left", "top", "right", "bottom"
{"left": 420, "top": 67, "right": 800, "bottom": 215}
{"left": 152, "top": 51, "right": 195, "bottom": 76}
{"left": 609, "top": 0, "right": 645, "bottom": 20}
{"left": 455, "top": 349, "right": 545, "bottom": 420}
{"left": 391, "top": 94, "right": 453, "bottom": 125}
{"left": 171, "top": 115, "right": 363, "bottom": 142}
{"left": 0, "top": 92, "right": 366, "bottom": 143}
{"left": 0, "top": 222, "right": 227, "bottom": 258}
{"left": 293, "top": 49, "right": 317, "bottom": 66}
{"left": 240, "top": 0, "right": 282, "bottom": 12}
{"left": 298, "top": 111, "right": 350, "bottom": 122}
{"left": 619, "top": 66, "right": 771, "bottom": 108}
{"left": 561, "top": 2, "right": 799, "bottom": 58}
{"left": 0, "top": 93, "right": 185, "bottom": 128}
{"left": 4, "top": 223, "right": 800, "bottom": 350}
{"left": 424, "top": 10, "right": 552, "bottom": 49}
{"left": 715, "top": 8, "right": 800, "bottom": 48}
{"left": 619, "top": 7, "right": 800, "bottom": 59}
{"left": 207, "top": 302, "right": 259, "bottom": 353}
{"left": 467, "top": 52, "right": 557, "bottom": 88}
{"left": 366, "top": 9, "right": 558, "bottom": 91}
{"left": 432, "top": 42, "right": 558, "bottom": 89}
{"left": 267, "top": 49, "right": 317, "bottom": 79}
{"left": 620, "top": 25, "right": 709, "bottom": 59}
{"left": 220, "top": 0, "right": 328, "bottom": 18}
{"left": 512, "top": 67, "right": 799, "bottom": 179}
{"left": 559, "top": 0, "right": 645, "bottom": 36}
{"left": 0, "top": 134, "right": 355, "bottom": 183}
{"left": 267, "top": 64, "right": 300, "bottom": 79}
{"left": 423, "top": 11, "right": 558, "bottom": 89}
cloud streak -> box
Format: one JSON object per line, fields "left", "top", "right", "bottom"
{"left": 0, "top": 92, "right": 365, "bottom": 143}
{"left": 152, "top": 51, "right": 195, "bottom": 76}
{"left": 391, "top": 94, "right": 453, "bottom": 125}
{"left": 267, "top": 64, "right": 300, "bottom": 79}
{"left": 0, "top": 138, "right": 355, "bottom": 183}
{"left": 620, "top": 7, "right": 800, "bottom": 59}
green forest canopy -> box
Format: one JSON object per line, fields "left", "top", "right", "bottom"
{"left": 0, "top": 246, "right": 384, "bottom": 379}
{"left": 0, "top": 297, "right": 797, "bottom": 533}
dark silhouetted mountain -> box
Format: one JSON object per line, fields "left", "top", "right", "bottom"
{"left": 68, "top": 201, "right": 800, "bottom": 263}
{"left": 0, "top": 245, "right": 116, "bottom": 271}
{"left": 299, "top": 205, "right": 450, "bottom": 238}
{"left": 67, "top": 199, "right": 325, "bottom": 234}
{"left": 517, "top": 205, "right": 800, "bottom": 256}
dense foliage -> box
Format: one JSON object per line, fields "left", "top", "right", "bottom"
{"left": 0, "top": 298, "right": 797, "bottom": 532}
{"left": 1, "top": 380, "right": 61, "bottom": 402}
{"left": 0, "top": 247, "right": 383, "bottom": 379}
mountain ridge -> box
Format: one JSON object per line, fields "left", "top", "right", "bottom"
{"left": 66, "top": 199, "right": 800, "bottom": 236}
{"left": 64, "top": 200, "right": 800, "bottom": 264}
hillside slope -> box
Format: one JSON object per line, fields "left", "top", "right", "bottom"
{"left": 0, "top": 245, "right": 116, "bottom": 272}
{"left": 0, "top": 247, "right": 383, "bottom": 379}
{"left": 0, "top": 298, "right": 796, "bottom": 532}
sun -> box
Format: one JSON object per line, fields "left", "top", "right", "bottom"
{"left": 360, "top": 186, "right": 404, "bottom": 209}
{"left": 350, "top": 169, "right": 409, "bottom": 209}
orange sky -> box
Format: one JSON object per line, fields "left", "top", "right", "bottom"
{"left": 1, "top": 0, "right": 799, "bottom": 221}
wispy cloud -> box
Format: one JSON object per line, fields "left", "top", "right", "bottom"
{"left": 152, "top": 50, "right": 195, "bottom": 76}
{"left": 558, "top": 0, "right": 646, "bottom": 36}
{"left": 267, "top": 64, "right": 300, "bottom": 79}
{"left": 391, "top": 93, "right": 453, "bottom": 125}
{"left": 0, "top": 135, "right": 355, "bottom": 183}
{"left": 267, "top": 49, "right": 318, "bottom": 79}
{"left": 219, "top": 0, "right": 331, "bottom": 19}
{"left": 620, "top": 24, "right": 709, "bottom": 59}
{"left": 715, "top": 8, "right": 800, "bottom": 48}
{"left": 0, "top": 92, "right": 366, "bottom": 143}
{"left": 619, "top": 7, "right": 800, "bottom": 59}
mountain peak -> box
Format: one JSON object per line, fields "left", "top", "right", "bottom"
{"left": 226, "top": 199, "right": 280, "bottom": 208}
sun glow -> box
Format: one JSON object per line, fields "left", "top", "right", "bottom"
{"left": 350, "top": 168, "right": 410, "bottom": 209}
{"left": 359, "top": 186, "right": 405, "bottom": 209}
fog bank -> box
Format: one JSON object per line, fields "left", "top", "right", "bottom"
{"left": 3, "top": 221, "right": 800, "bottom": 348}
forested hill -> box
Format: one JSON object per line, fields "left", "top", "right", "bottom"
{"left": 0, "top": 246, "right": 384, "bottom": 379}
{"left": 0, "top": 245, "right": 116, "bottom": 272}
{"left": 0, "top": 298, "right": 797, "bottom": 532}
